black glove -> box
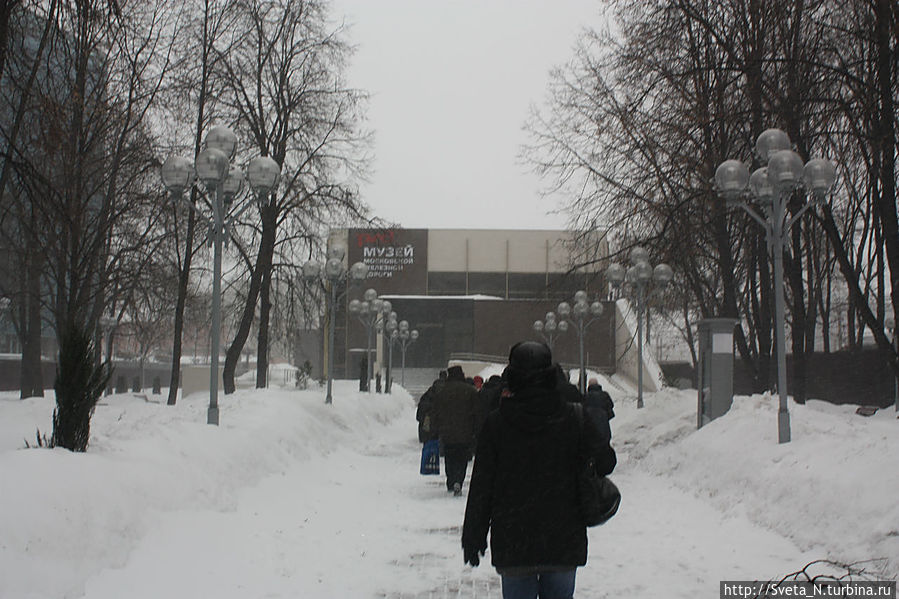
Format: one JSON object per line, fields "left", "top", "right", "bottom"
{"left": 463, "top": 545, "right": 484, "bottom": 567}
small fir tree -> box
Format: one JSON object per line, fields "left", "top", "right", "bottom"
{"left": 50, "top": 324, "right": 113, "bottom": 452}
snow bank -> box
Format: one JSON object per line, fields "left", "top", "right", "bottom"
{"left": 612, "top": 388, "right": 899, "bottom": 580}
{"left": 0, "top": 384, "right": 412, "bottom": 599}
{"left": 1, "top": 379, "right": 896, "bottom": 598}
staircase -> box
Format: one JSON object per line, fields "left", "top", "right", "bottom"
{"left": 393, "top": 367, "right": 440, "bottom": 400}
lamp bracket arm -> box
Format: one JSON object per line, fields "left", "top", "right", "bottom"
{"left": 224, "top": 197, "right": 256, "bottom": 229}
{"left": 738, "top": 202, "right": 768, "bottom": 228}
{"left": 783, "top": 202, "right": 815, "bottom": 239}
{"left": 170, "top": 191, "right": 213, "bottom": 225}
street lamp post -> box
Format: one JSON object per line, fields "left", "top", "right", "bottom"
{"left": 392, "top": 319, "right": 418, "bottom": 387}
{"left": 376, "top": 300, "right": 392, "bottom": 393}
{"left": 302, "top": 248, "right": 368, "bottom": 404}
{"left": 715, "top": 127, "right": 836, "bottom": 443}
{"left": 161, "top": 125, "right": 281, "bottom": 425}
{"left": 605, "top": 249, "right": 673, "bottom": 408}
{"left": 533, "top": 311, "right": 568, "bottom": 351}
{"left": 383, "top": 311, "right": 398, "bottom": 393}
{"left": 349, "top": 288, "right": 383, "bottom": 393}
{"left": 556, "top": 291, "right": 605, "bottom": 394}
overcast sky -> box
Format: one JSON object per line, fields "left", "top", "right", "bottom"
{"left": 329, "top": 0, "right": 601, "bottom": 230}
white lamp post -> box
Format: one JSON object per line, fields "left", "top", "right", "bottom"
{"left": 384, "top": 311, "right": 398, "bottom": 392}
{"left": 533, "top": 311, "right": 568, "bottom": 351}
{"left": 605, "top": 249, "right": 673, "bottom": 408}
{"left": 374, "top": 300, "right": 393, "bottom": 392}
{"left": 161, "top": 126, "right": 281, "bottom": 425}
{"left": 302, "top": 247, "right": 368, "bottom": 404}
{"left": 349, "top": 288, "right": 383, "bottom": 392}
{"left": 715, "top": 127, "right": 836, "bottom": 443}
{"left": 556, "top": 290, "right": 605, "bottom": 394}
{"left": 392, "top": 319, "right": 418, "bottom": 387}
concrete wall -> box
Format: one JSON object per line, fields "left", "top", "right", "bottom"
{"left": 0, "top": 356, "right": 171, "bottom": 394}
{"left": 662, "top": 348, "right": 897, "bottom": 408}
{"left": 427, "top": 229, "right": 607, "bottom": 274}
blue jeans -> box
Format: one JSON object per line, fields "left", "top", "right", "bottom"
{"left": 500, "top": 570, "right": 576, "bottom": 599}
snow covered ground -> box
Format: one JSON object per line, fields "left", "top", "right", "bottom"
{"left": 0, "top": 375, "right": 896, "bottom": 598}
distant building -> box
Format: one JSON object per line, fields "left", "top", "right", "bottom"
{"left": 324, "top": 228, "right": 614, "bottom": 378}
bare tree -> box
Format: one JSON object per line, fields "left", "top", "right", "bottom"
{"left": 215, "top": 0, "right": 371, "bottom": 393}
{"left": 0, "top": 0, "right": 181, "bottom": 401}
{"left": 157, "top": 0, "right": 242, "bottom": 405}
{"left": 524, "top": 0, "right": 899, "bottom": 399}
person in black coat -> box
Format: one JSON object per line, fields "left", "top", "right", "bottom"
{"left": 461, "top": 341, "right": 616, "bottom": 597}
{"left": 584, "top": 378, "right": 615, "bottom": 443}
{"left": 475, "top": 374, "right": 503, "bottom": 435}
{"left": 416, "top": 371, "right": 446, "bottom": 444}
{"left": 555, "top": 364, "right": 583, "bottom": 404}
{"left": 432, "top": 365, "right": 479, "bottom": 495}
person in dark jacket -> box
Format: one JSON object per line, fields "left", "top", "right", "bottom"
{"left": 461, "top": 341, "right": 616, "bottom": 598}
{"left": 555, "top": 364, "right": 583, "bottom": 404}
{"left": 584, "top": 378, "right": 615, "bottom": 443}
{"left": 432, "top": 365, "right": 479, "bottom": 495}
{"left": 476, "top": 374, "right": 504, "bottom": 434}
{"left": 416, "top": 371, "right": 446, "bottom": 443}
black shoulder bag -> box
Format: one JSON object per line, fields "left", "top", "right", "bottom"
{"left": 573, "top": 403, "right": 621, "bottom": 526}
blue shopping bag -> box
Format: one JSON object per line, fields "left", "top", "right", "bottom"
{"left": 420, "top": 439, "right": 440, "bottom": 475}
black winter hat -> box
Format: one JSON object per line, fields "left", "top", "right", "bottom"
{"left": 446, "top": 365, "right": 465, "bottom": 380}
{"left": 508, "top": 341, "right": 552, "bottom": 372}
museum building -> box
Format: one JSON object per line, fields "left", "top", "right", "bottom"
{"left": 325, "top": 227, "right": 615, "bottom": 379}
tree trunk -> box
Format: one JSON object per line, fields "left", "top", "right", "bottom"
{"left": 873, "top": 0, "right": 899, "bottom": 341}
{"left": 255, "top": 264, "right": 271, "bottom": 389}
{"left": 255, "top": 204, "right": 277, "bottom": 389}
{"left": 166, "top": 0, "right": 213, "bottom": 405}
{"left": 166, "top": 206, "right": 197, "bottom": 405}
{"left": 758, "top": 239, "right": 774, "bottom": 393}
{"left": 223, "top": 204, "right": 276, "bottom": 394}
{"left": 19, "top": 241, "right": 43, "bottom": 398}
{"left": 818, "top": 205, "right": 899, "bottom": 375}
{"left": 788, "top": 221, "right": 807, "bottom": 404}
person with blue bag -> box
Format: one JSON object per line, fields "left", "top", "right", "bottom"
{"left": 417, "top": 373, "right": 444, "bottom": 475}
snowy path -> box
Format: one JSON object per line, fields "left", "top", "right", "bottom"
{"left": 79, "top": 405, "right": 818, "bottom": 599}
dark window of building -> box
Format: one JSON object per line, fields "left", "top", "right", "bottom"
{"left": 547, "top": 273, "right": 586, "bottom": 299}
{"left": 467, "top": 272, "right": 507, "bottom": 297}
{"left": 428, "top": 272, "right": 467, "bottom": 295}
{"left": 508, "top": 273, "right": 549, "bottom": 299}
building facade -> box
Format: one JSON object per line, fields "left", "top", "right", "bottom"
{"left": 326, "top": 228, "right": 614, "bottom": 379}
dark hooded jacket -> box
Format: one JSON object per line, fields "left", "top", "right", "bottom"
{"left": 584, "top": 383, "right": 615, "bottom": 443}
{"left": 461, "top": 363, "right": 616, "bottom": 571}
{"left": 476, "top": 375, "right": 504, "bottom": 434}
{"left": 432, "top": 366, "right": 479, "bottom": 446}
{"left": 416, "top": 375, "right": 445, "bottom": 443}
{"left": 555, "top": 365, "right": 584, "bottom": 404}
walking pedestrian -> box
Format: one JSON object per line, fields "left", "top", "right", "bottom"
{"left": 461, "top": 341, "right": 616, "bottom": 598}
{"left": 556, "top": 364, "right": 583, "bottom": 404}
{"left": 432, "top": 365, "right": 479, "bottom": 496}
{"left": 481, "top": 375, "right": 504, "bottom": 411}
{"left": 416, "top": 371, "right": 446, "bottom": 443}
{"left": 584, "top": 378, "right": 615, "bottom": 443}
{"left": 476, "top": 374, "right": 504, "bottom": 436}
